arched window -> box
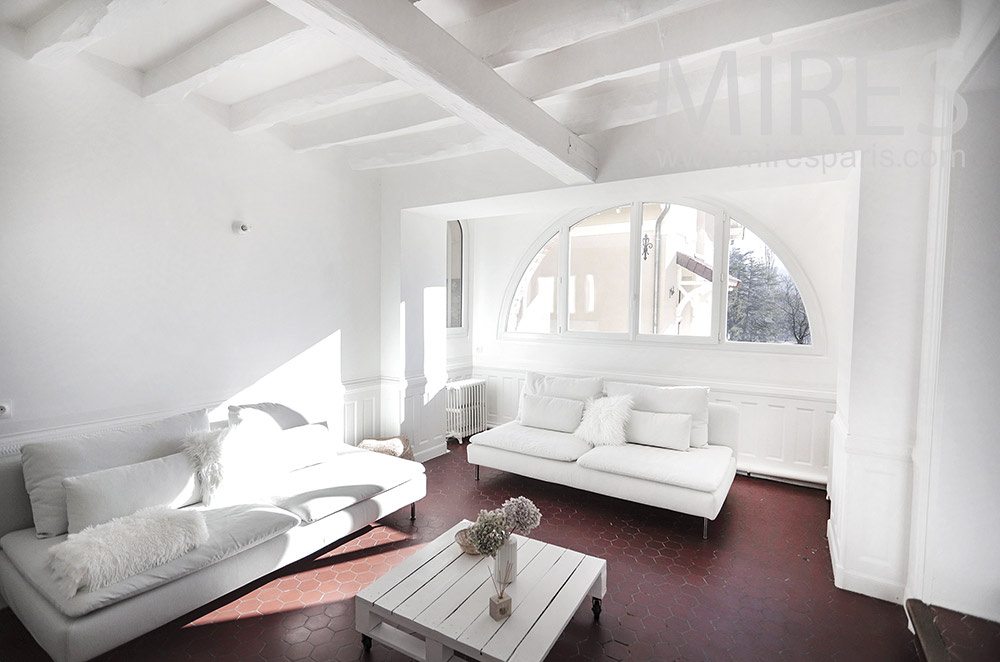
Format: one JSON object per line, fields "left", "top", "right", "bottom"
{"left": 502, "top": 203, "right": 813, "bottom": 347}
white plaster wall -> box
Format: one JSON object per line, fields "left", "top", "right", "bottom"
{"left": 0, "top": 45, "right": 382, "bottom": 437}
{"left": 924, "top": 88, "right": 1000, "bottom": 621}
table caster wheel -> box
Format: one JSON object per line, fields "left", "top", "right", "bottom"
{"left": 362, "top": 634, "right": 373, "bottom": 650}
{"left": 592, "top": 597, "right": 602, "bottom": 620}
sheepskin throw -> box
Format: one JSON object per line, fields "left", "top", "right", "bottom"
{"left": 575, "top": 394, "right": 634, "bottom": 447}
{"left": 48, "top": 506, "right": 208, "bottom": 599}
{"left": 358, "top": 436, "right": 414, "bottom": 460}
{"left": 182, "top": 428, "right": 228, "bottom": 504}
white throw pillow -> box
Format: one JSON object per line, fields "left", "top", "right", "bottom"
{"left": 20, "top": 409, "right": 209, "bottom": 538}
{"left": 575, "top": 395, "right": 633, "bottom": 447}
{"left": 606, "top": 383, "right": 710, "bottom": 448}
{"left": 523, "top": 372, "right": 604, "bottom": 403}
{"left": 227, "top": 403, "right": 308, "bottom": 430}
{"left": 182, "top": 413, "right": 281, "bottom": 506}
{"left": 519, "top": 393, "right": 584, "bottom": 433}
{"left": 63, "top": 453, "right": 201, "bottom": 534}
{"left": 626, "top": 411, "right": 693, "bottom": 451}
{"left": 277, "top": 424, "right": 339, "bottom": 472}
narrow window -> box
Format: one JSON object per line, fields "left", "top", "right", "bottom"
{"left": 567, "top": 206, "right": 631, "bottom": 333}
{"left": 446, "top": 220, "right": 463, "bottom": 329}
{"left": 506, "top": 233, "right": 559, "bottom": 333}
{"left": 726, "top": 219, "right": 811, "bottom": 344}
{"left": 638, "top": 203, "right": 715, "bottom": 337}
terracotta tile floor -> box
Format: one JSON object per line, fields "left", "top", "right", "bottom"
{"left": 1, "top": 441, "right": 922, "bottom": 662}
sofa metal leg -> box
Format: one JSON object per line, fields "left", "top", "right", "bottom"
{"left": 410, "top": 503, "right": 416, "bottom": 521}
{"left": 702, "top": 518, "right": 709, "bottom": 540}
{"left": 475, "top": 465, "right": 480, "bottom": 481}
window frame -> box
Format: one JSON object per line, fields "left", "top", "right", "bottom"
{"left": 498, "top": 202, "right": 822, "bottom": 354}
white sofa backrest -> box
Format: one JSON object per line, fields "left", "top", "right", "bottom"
{"left": 707, "top": 403, "right": 740, "bottom": 452}
{"left": 0, "top": 454, "right": 33, "bottom": 540}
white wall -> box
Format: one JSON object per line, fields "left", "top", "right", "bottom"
{"left": 922, "top": 88, "right": 1000, "bottom": 622}
{"left": 0, "top": 42, "right": 382, "bottom": 443}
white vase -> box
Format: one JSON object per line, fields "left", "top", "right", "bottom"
{"left": 495, "top": 537, "right": 517, "bottom": 584}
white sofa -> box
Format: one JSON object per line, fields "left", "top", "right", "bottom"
{"left": 0, "top": 405, "right": 426, "bottom": 662}
{"left": 467, "top": 375, "right": 739, "bottom": 538}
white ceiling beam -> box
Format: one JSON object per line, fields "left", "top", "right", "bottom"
{"left": 281, "top": 0, "right": 914, "bottom": 153}
{"left": 24, "top": 0, "right": 168, "bottom": 66}
{"left": 230, "top": 59, "right": 404, "bottom": 134}
{"left": 540, "top": 0, "right": 960, "bottom": 135}
{"left": 266, "top": 0, "right": 599, "bottom": 184}
{"left": 234, "top": 0, "right": 698, "bottom": 133}
{"left": 444, "top": 0, "right": 714, "bottom": 69}
{"left": 503, "top": 0, "right": 911, "bottom": 101}
{"left": 345, "top": 124, "right": 502, "bottom": 170}
{"left": 280, "top": 96, "right": 460, "bottom": 151}
{"left": 142, "top": 5, "right": 307, "bottom": 103}
{"left": 338, "top": 0, "right": 958, "bottom": 168}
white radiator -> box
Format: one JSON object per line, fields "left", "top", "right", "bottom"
{"left": 445, "top": 378, "right": 487, "bottom": 443}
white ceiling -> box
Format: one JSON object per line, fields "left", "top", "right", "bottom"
{"left": 2, "top": 0, "right": 970, "bottom": 183}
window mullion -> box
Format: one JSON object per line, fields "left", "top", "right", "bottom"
{"left": 628, "top": 202, "right": 642, "bottom": 340}
{"left": 713, "top": 211, "right": 728, "bottom": 343}
{"left": 557, "top": 225, "right": 569, "bottom": 334}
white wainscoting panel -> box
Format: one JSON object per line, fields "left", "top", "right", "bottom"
{"left": 398, "top": 375, "right": 449, "bottom": 463}
{"left": 475, "top": 366, "right": 835, "bottom": 485}
{"left": 828, "top": 413, "right": 912, "bottom": 604}
{"left": 343, "top": 378, "right": 382, "bottom": 445}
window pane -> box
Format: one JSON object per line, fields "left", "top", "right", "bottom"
{"left": 638, "top": 203, "right": 715, "bottom": 336}
{"left": 567, "top": 206, "right": 630, "bottom": 333}
{"left": 446, "top": 220, "right": 463, "bottom": 329}
{"left": 726, "top": 219, "right": 811, "bottom": 344}
{"left": 506, "top": 233, "right": 559, "bottom": 333}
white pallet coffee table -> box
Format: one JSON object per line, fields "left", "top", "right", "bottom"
{"left": 355, "top": 520, "right": 607, "bottom": 662}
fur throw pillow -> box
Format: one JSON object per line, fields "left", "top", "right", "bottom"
{"left": 182, "top": 428, "right": 228, "bottom": 504}
{"left": 48, "top": 506, "right": 208, "bottom": 599}
{"left": 575, "top": 395, "right": 633, "bottom": 447}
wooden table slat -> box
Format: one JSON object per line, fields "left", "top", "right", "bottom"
{"left": 481, "top": 549, "right": 585, "bottom": 660}
{"left": 509, "top": 556, "right": 607, "bottom": 662}
{"left": 379, "top": 544, "right": 467, "bottom": 611}
{"left": 357, "top": 520, "right": 470, "bottom": 605}
{"left": 458, "top": 542, "right": 565, "bottom": 650}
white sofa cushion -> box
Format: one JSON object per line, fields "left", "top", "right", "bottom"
{"left": 471, "top": 422, "right": 593, "bottom": 462}
{"left": 576, "top": 444, "right": 734, "bottom": 493}
{"left": 523, "top": 372, "right": 603, "bottom": 402}
{"left": 626, "top": 411, "right": 692, "bottom": 451}
{"left": 519, "top": 393, "right": 584, "bottom": 433}
{"left": 21, "top": 410, "right": 209, "bottom": 538}
{"left": 63, "top": 453, "right": 200, "bottom": 534}
{"left": 49, "top": 507, "right": 209, "bottom": 598}
{"left": 575, "top": 395, "right": 633, "bottom": 447}
{"left": 0, "top": 503, "right": 299, "bottom": 618}
{"left": 268, "top": 451, "right": 424, "bottom": 524}
{"left": 606, "top": 383, "right": 710, "bottom": 448}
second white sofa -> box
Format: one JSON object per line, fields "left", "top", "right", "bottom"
{"left": 467, "top": 374, "right": 739, "bottom": 538}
